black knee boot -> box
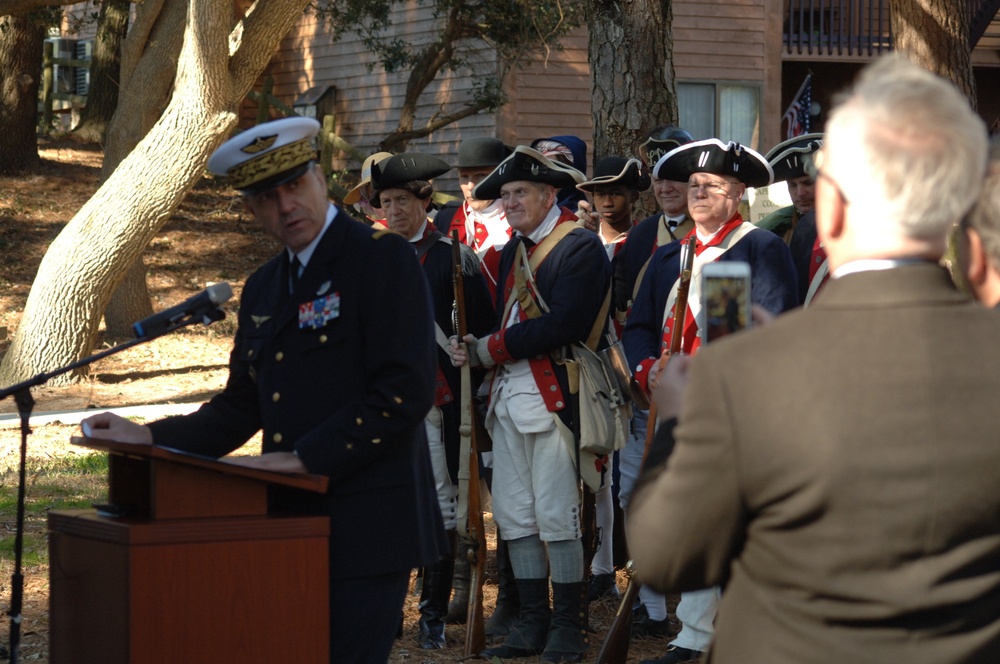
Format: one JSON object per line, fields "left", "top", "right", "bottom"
{"left": 485, "top": 534, "right": 522, "bottom": 637}
{"left": 543, "top": 581, "right": 589, "bottom": 663}
{"left": 417, "top": 533, "right": 457, "bottom": 649}
{"left": 445, "top": 545, "right": 470, "bottom": 624}
{"left": 481, "top": 577, "right": 550, "bottom": 658}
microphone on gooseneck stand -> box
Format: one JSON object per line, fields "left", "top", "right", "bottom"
{"left": 132, "top": 282, "right": 234, "bottom": 340}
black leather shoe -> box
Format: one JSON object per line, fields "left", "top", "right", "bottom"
{"left": 639, "top": 645, "right": 703, "bottom": 664}
{"left": 630, "top": 615, "right": 671, "bottom": 638}
{"left": 587, "top": 572, "right": 620, "bottom": 602}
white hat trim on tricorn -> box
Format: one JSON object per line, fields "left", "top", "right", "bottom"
{"left": 577, "top": 157, "right": 651, "bottom": 193}
{"left": 472, "top": 145, "right": 585, "bottom": 201}
{"left": 764, "top": 133, "right": 824, "bottom": 184}
{"left": 207, "top": 117, "right": 320, "bottom": 193}
{"left": 653, "top": 138, "right": 773, "bottom": 189}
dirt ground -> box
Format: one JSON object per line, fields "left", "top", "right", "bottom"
{"left": 0, "top": 138, "right": 678, "bottom": 662}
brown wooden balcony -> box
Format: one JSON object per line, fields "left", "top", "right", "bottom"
{"left": 784, "top": 0, "right": 1000, "bottom": 58}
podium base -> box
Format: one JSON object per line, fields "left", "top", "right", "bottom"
{"left": 49, "top": 510, "right": 330, "bottom": 664}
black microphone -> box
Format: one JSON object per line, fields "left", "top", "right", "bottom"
{"left": 132, "top": 282, "right": 234, "bottom": 339}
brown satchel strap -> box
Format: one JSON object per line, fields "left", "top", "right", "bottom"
{"left": 504, "top": 224, "right": 612, "bottom": 395}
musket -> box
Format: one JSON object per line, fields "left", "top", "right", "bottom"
{"left": 593, "top": 561, "right": 640, "bottom": 664}
{"left": 451, "top": 231, "right": 487, "bottom": 657}
{"left": 594, "top": 235, "right": 697, "bottom": 664}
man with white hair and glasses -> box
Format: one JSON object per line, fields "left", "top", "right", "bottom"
{"left": 627, "top": 55, "right": 1000, "bottom": 664}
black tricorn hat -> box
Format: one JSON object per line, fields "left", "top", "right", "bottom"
{"left": 639, "top": 125, "right": 695, "bottom": 169}
{"left": 472, "top": 145, "right": 585, "bottom": 201}
{"left": 370, "top": 152, "right": 452, "bottom": 196}
{"left": 455, "top": 137, "right": 513, "bottom": 169}
{"left": 577, "top": 157, "right": 651, "bottom": 193}
{"left": 654, "top": 138, "right": 773, "bottom": 189}
{"left": 765, "top": 133, "right": 824, "bottom": 183}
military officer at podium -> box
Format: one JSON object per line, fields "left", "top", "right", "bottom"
{"left": 81, "top": 116, "right": 448, "bottom": 664}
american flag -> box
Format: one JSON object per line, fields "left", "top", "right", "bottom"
{"left": 783, "top": 74, "right": 812, "bottom": 140}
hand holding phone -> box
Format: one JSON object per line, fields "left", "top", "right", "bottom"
{"left": 699, "top": 261, "right": 751, "bottom": 344}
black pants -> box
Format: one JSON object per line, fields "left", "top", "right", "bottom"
{"left": 329, "top": 569, "right": 411, "bottom": 663}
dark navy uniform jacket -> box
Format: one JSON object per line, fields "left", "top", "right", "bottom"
{"left": 484, "top": 216, "right": 611, "bottom": 430}
{"left": 416, "top": 229, "right": 496, "bottom": 481}
{"left": 148, "top": 209, "right": 447, "bottom": 580}
{"left": 623, "top": 225, "right": 799, "bottom": 371}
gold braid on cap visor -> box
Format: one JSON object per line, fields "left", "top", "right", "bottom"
{"left": 227, "top": 138, "right": 316, "bottom": 190}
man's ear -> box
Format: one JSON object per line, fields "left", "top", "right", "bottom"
{"left": 815, "top": 177, "right": 845, "bottom": 247}
{"left": 963, "top": 226, "right": 989, "bottom": 288}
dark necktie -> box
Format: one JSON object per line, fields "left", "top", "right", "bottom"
{"left": 290, "top": 256, "right": 302, "bottom": 293}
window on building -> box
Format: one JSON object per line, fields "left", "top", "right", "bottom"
{"left": 678, "top": 81, "right": 762, "bottom": 150}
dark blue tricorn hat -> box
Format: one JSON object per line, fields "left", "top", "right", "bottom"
{"left": 653, "top": 138, "right": 773, "bottom": 189}
{"left": 765, "top": 133, "right": 824, "bottom": 183}
{"left": 455, "top": 137, "right": 513, "bottom": 169}
{"left": 639, "top": 125, "right": 695, "bottom": 169}
{"left": 472, "top": 146, "right": 585, "bottom": 201}
{"left": 577, "top": 157, "right": 651, "bottom": 193}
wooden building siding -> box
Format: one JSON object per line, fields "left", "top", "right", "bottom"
{"left": 251, "top": 3, "right": 502, "bottom": 195}
{"left": 497, "top": 29, "right": 594, "bottom": 173}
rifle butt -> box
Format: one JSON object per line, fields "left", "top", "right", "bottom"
{"left": 593, "top": 572, "right": 642, "bottom": 664}
{"left": 463, "top": 559, "right": 486, "bottom": 657}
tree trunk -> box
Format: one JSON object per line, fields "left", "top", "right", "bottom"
{"left": 103, "top": 257, "right": 154, "bottom": 338}
{"left": 99, "top": 0, "right": 187, "bottom": 337}
{"left": 72, "top": 0, "right": 130, "bottom": 143}
{"left": 0, "top": 0, "right": 312, "bottom": 385}
{"left": 588, "top": 0, "right": 678, "bottom": 216}
{"left": 891, "top": 0, "right": 976, "bottom": 105}
{"left": 0, "top": 15, "right": 44, "bottom": 174}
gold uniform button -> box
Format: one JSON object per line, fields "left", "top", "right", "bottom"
{"left": 382, "top": 411, "right": 390, "bottom": 418}
{"left": 346, "top": 443, "right": 354, "bottom": 450}
{"left": 371, "top": 438, "right": 382, "bottom": 444}
{"left": 275, "top": 352, "right": 284, "bottom": 361}
{"left": 273, "top": 433, "right": 283, "bottom": 443}
{"left": 247, "top": 349, "right": 254, "bottom": 358}
{"left": 272, "top": 392, "right": 281, "bottom": 402}
{"left": 356, "top": 417, "right": 363, "bottom": 425}
{"left": 319, "top": 334, "right": 328, "bottom": 343}
{"left": 393, "top": 396, "right": 403, "bottom": 404}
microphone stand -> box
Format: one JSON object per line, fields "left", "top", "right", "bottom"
{"left": 0, "top": 307, "right": 225, "bottom": 664}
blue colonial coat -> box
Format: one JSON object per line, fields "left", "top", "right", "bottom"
{"left": 623, "top": 217, "right": 799, "bottom": 386}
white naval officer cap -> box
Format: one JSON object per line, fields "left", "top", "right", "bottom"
{"left": 208, "top": 117, "right": 320, "bottom": 194}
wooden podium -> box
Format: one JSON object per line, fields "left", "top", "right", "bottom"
{"left": 48, "top": 438, "right": 331, "bottom": 664}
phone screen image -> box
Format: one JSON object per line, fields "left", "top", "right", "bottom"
{"left": 702, "top": 275, "right": 750, "bottom": 343}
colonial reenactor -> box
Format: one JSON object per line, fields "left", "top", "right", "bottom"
{"left": 435, "top": 137, "right": 513, "bottom": 255}
{"left": 577, "top": 156, "right": 652, "bottom": 257}
{"left": 611, "top": 125, "right": 696, "bottom": 637}
{"left": 451, "top": 145, "right": 611, "bottom": 662}
{"left": 574, "top": 155, "right": 651, "bottom": 603}
{"left": 757, "top": 133, "right": 827, "bottom": 304}
{"left": 614, "top": 126, "right": 697, "bottom": 331}
{"left": 623, "top": 138, "right": 798, "bottom": 664}
{"left": 369, "top": 151, "right": 497, "bottom": 650}
{"left": 81, "top": 117, "right": 447, "bottom": 663}
{"left": 530, "top": 135, "right": 589, "bottom": 211}
{"left": 342, "top": 150, "right": 393, "bottom": 226}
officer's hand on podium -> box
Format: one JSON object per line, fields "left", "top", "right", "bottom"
{"left": 225, "top": 451, "right": 308, "bottom": 474}
{"left": 79, "top": 412, "right": 154, "bottom": 444}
